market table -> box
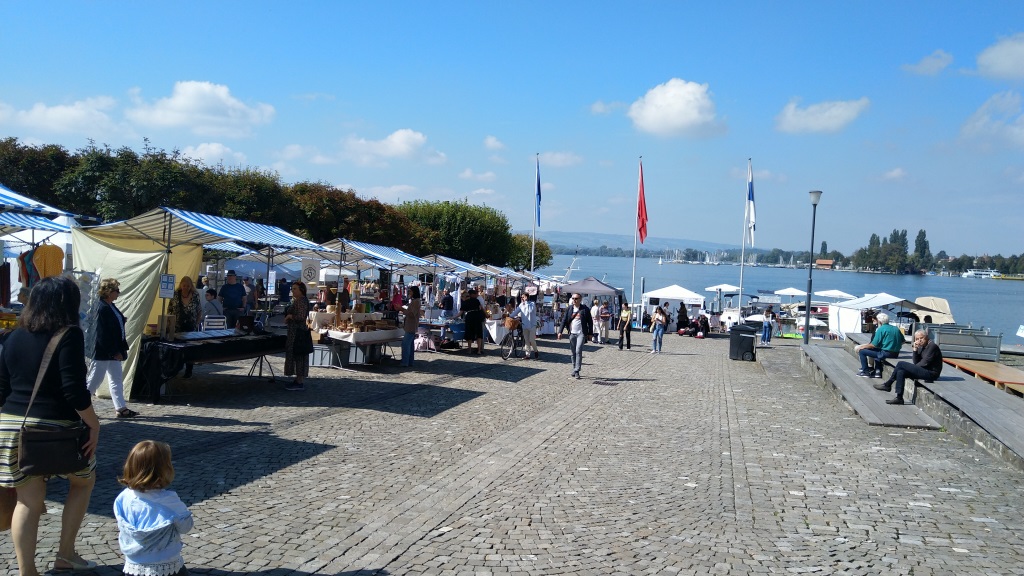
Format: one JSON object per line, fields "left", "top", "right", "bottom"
{"left": 322, "top": 328, "right": 404, "bottom": 367}
{"left": 134, "top": 330, "right": 287, "bottom": 403}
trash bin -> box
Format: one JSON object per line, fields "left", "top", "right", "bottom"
{"left": 729, "top": 323, "right": 758, "bottom": 361}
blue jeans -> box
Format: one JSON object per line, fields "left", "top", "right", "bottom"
{"left": 762, "top": 322, "right": 772, "bottom": 344}
{"left": 652, "top": 324, "right": 665, "bottom": 352}
{"left": 401, "top": 331, "right": 416, "bottom": 366}
{"left": 569, "top": 332, "right": 585, "bottom": 374}
{"left": 858, "top": 348, "right": 897, "bottom": 373}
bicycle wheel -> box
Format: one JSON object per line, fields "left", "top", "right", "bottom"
{"left": 500, "top": 332, "right": 516, "bottom": 360}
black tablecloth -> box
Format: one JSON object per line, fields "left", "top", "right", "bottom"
{"left": 134, "top": 333, "right": 287, "bottom": 403}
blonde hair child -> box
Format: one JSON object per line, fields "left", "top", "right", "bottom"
{"left": 114, "top": 441, "right": 194, "bottom": 576}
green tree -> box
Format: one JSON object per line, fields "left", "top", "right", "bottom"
{"left": 913, "top": 229, "right": 933, "bottom": 270}
{"left": 507, "top": 233, "right": 553, "bottom": 270}
{"left": 819, "top": 241, "right": 828, "bottom": 257}
{"left": 397, "top": 200, "right": 512, "bottom": 265}
{"left": 0, "top": 137, "right": 76, "bottom": 209}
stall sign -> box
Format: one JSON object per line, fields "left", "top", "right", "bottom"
{"left": 159, "top": 274, "right": 176, "bottom": 299}
{"left": 301, "top": 259, "right": 320, "bottom": 285}
{"left": 268, "top": 271, "right": 277, "bottom": 295}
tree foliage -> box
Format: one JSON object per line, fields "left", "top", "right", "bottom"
{"left": 507, "top": 233, "right": 553, "bottom": 271}
{"left": 397, "top": 200, "right": 512, "bottom": 265}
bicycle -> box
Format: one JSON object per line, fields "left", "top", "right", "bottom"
{"left": 500, "top": 318, "right": 525, "bottom": 360}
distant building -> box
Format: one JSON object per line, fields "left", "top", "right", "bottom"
{"left": 814, "top": 259, "right": 834, "bottom": 270}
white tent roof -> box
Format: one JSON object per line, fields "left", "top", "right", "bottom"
{"left": 643, "top": 284, "right": 705, "bottom": 304}
{"left": 834, "top": 292, "right": 939, "bottom": 313}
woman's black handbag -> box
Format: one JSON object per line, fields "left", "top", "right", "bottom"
{"left": 17, "top": 327, "right": 92, "bottom": 476}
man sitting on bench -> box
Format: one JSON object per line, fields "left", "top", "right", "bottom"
{"left": 874, "top": 329, "right": 943, "bottom": 405}
{"left": 854, "top": 312, "right": 903, "bottom": 378}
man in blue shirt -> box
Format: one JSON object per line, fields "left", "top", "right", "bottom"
{"left": 218, "top": 270, "right": 247, "bottom": 329}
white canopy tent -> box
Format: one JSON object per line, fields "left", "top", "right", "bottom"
{"left": 829, "top": 292, "right": 942, "bottom": 337}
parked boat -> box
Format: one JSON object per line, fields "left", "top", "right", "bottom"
{"left": 961, "top": 269, "right": 1002, "bottom": 279}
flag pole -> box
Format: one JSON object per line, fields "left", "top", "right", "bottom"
{"left": 738, "top": 158, "right": 754, "bottom": 321}
{"left": 631, "top": 157, "right": 646, "bottom": 307}
{"left": 531, "top": 153, "right": 539, "bottom": 272}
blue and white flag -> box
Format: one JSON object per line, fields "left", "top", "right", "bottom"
{"left": 746, "top": 159, "right": 756, "bottom": 247}
{"left": 535, "top": 155, "right": 542, "bottom": 227}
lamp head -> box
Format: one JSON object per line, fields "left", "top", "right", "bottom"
{"left": 809, "top": 190, "right": 823, "bottom": 206}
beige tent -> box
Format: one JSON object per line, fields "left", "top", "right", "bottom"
{"left": 74, "top": 207, "right": 326, "bottom": 400}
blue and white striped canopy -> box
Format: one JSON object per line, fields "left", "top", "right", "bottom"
{"left": 423, "top": 254, "right": 490, "bottom": 277}
{"left": 323, "top": 238, "right": 439, "bottom": 273}
{"left": 0, "top": 212, "right": 70, "bottom": 235}
{"left": 0, "top": 182, "right": 71, "bottom": 219}
{"left": 85, "top": 207, "right": 325, "bottom": 251}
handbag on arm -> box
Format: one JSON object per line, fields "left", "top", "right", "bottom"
{"left": 17, "top": 327, "right": 91, "bottom": 477}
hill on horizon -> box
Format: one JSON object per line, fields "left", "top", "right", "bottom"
{"left": 515, "top": 230, "right": 745, "bottom": 253}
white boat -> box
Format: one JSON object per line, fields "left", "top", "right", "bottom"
{"left": 961, "top": 269, "right": 1002, "bottom": 279}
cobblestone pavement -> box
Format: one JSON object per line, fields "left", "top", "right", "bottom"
{"left": 4, "top": 333, "right": 1024, "bottom": 575}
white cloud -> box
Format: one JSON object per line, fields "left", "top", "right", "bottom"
{"left": 775, "top": 97, "right": 870, "bottom": 133}
{"left": 539, "top": 151, "right": 582, "bottom": 167}
{"left": 882, "top": 167, "right": 907, "bottom": 181}
{"left": 590, "top": 100, "right": 624, "bottom": 115}
{"left": 458, "top": 168, "right": 497, "bottom": 182}
{"left": 902, "top": 50, "right": 953, "bottom": 75}
{"left": 471, "top": 188, "right": 496, "bottom": 196}
{"left": 183, "top": 142, "right": 247, "bottom": 166}
{"left": 977, "top": 33, "right": 1024, "bottom": 80}
{"left": 484, "top": 135, "right": 504, "bottom": 150}
{"left": 125, "top": 81, "right": 274, "bottom": 138}
{"left": 344, "top": 128, "right": 446, "bottom": 167}
{"left": 627, "top": 78, "right": 722, "bottom": 137}
{"left": 961, "top": 91, "right": 1024, "bottom": 147}
{"left": 1, "top": 96, "right": 118, "bottom": 134}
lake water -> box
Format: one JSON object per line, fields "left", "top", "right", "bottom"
{"left": 537, "top": 254, "right": 1024, "bottom": 345}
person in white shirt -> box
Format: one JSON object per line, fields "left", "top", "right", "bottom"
{"left": 511, "top": 293, "right": 540, "bottom": 359}
{"left": 589, "top": 300, "right": 602, "bottom": 344}
{"left": 557, "top": 293, "right": 594, "bottom": 379}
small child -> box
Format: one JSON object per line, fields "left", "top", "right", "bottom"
{"left": 114, "top": 440, "right": 194, "bottom": 576}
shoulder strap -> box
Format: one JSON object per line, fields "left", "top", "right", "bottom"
{"left": 21, "top": 327, "right": 70, "bottom": 427}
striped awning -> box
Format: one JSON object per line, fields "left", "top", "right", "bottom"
{"left": 0, "top": 182, "right": 71, "bottom": 219}
{"left": 0, "top": 212, "right": 70, "bottom": 235}
{"left": 423, "top": 254, "right": 490, "bottom": 277}
{"left": 322, "top": 238, "right": 441, "bottom": 274}
{"left": 84, "top": 207, "right": 325, "bottom": 251}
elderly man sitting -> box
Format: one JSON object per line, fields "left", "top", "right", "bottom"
{"left": 874, "top": 329, "right": 943, "bottom": 405}
{"left": 854, "top": 312, "right": 904, "bottom": 378}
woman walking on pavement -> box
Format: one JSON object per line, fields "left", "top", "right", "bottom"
{"left": 650, "top": 304, "right": 667, "bottom": 354}
{"left": 618, "top": 300, "right": 632, "bottom": 350}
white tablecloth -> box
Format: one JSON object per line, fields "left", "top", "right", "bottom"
{"left": 485, "top": 319, "right": 508, "bottom": 344}
{"left": 309, "top": 311, "right": 385, "bottom": 330}
{"left": 326, "top": 328, "right": 404, "bottom": 345}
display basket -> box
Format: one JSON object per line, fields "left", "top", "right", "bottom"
{"left": 504, "top": 317, "right": 521, "bottom": 330}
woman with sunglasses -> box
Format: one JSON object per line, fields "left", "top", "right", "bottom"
{"left": 86, "top": 278, "right": 138, "bottom": 418}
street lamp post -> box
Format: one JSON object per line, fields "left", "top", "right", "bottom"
{"left": 803, "top": 190, "right": 823, "bottom": 345}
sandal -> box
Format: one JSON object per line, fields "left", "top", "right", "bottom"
{"left": 54, "top": 553, "right": 98, "bottom": 571}
{"left": 115, "top": 407, "right": 138, "bottom": 418}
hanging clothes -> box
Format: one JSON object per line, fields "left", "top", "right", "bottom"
{"left": 32, "top": 244, "right": 65, "bottom": 279}
{"left": 18, "top": 249, "right": 39, "bottom": 287}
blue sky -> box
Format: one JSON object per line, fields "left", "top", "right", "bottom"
{"left": 2, "top": 2, "right": 1023, "bottom": 256}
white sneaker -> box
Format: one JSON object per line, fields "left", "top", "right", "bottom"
{"left": 649, "top": 349, "right": 656, "bottom": 354}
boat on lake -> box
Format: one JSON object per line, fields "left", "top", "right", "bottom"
{"left": 962, "top": 269, "right": 1002, "bottom": 279}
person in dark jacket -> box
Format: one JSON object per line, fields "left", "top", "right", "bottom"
{"left": 874, "top": 329, "right": 943, "bottom": 405}
{"left": 86, "top": 278, "right": 137, "bottom": 418}
{"left": 557, "top": 293, "right": 594, "bottom": 379}
{"left": 0, "top": 275, "right": 102, "bottom": 574}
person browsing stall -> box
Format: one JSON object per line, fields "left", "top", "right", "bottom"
{"left": 217, "top": 271, "right": 246, "bottom": 329}
{"left": 168, "top": 276, "right": 202, "bottom": 379}
{"left": 87, "top": 278, "right": 138, "bottom": 418}
{"left": 400, "top": 286, "right": 422, "bottom": 368}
